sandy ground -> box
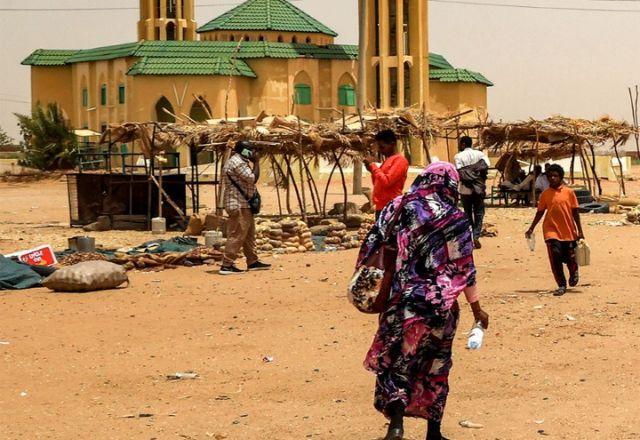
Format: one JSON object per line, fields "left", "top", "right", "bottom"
{"left": 1, "top": 172, "right": 640, "bottom": 440}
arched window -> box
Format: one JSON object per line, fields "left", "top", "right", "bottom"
{"left": 294, "top": 83, "right": 312, "bottom": 105}
{"left": 305, "top": 36, "right": 312, "bottom": 44}
{"left": 374, "top": 63, "right": 381, "bottom": 109}
{"left": 230, "top": 35, "right": 235, "bottom": 42}
{"left": 100, "top": 84, "right": 108, "bottom": 106}
{"left": 167, "top": 0, "right": 177, "bottom": 18}
{"left": 338, "top": 84, "right": 356, "bottom": 107}
{"left": 167, "top": 22, "right": 176, "bottom": 41}
{"left": 277, "top": 35, "right": 284, "bottom": 43}
{"left": 389, "top": 0, "right": 397, "bottom": 56}
{"left": 292, "top": 36, "right": 298, "bottom": 44}
{"left": 189, "top": 99, "right": 212, "bottom": 122}
{"left": 244, "top": 34, "right": 251, "bottom": 42}
{"left": 403, "top": 0, "right": 410, "bottom": 55}
{"left": 403, "top": 62, "right": 412, "bottom": 107}
{"left": 258, "top": 35, "right": 265, "bottom": 42}
{"left": 389, "top": 67, "right": 398, "bottom": 107}
{"left": 81, "top": 76, "right": 88, "bottom": 108}
{"left": 155, "top": 97, "right": 176, "bottom": 123}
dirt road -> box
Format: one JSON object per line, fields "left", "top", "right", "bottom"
{"left": 1, "top": 179, "right": 640, "bottom": 439}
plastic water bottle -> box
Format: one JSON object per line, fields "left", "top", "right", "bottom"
{"left": 467, "top": 321, "right": 485, "bottom": 350}
{"left": 527, "top": 232, "right": 536, "bottom": 252}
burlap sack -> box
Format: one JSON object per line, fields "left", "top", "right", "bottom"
{"left": 184, "top": 214, "right": 204, "bottom": 236}
{"left": 43, "top": 261, "right": 129, "bottom": 292}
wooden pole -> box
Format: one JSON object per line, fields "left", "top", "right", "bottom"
{"left": 283, "top": 154, "right": 305, "bottom": 217}
{"left": 322, "top": 148, "right": 347, "bottom": 215}
{"left": 586, "top": 141, "right": 603, "bottom": 196}
{"left": 271, "top": 158, "right": 283, "bottom": 216}
{"left": 334, "top": 151, "right": 349, "bottom": 222}
{"left": 613, "top": 138, "right": 627, "bottom": 196}
{"left": 628, "top": 86, "right": 640, "bottom": 159}
{"left": 353, "top": 0, "right": 367, "bottom": 196}
{"left": 570, "top": 144, "right": 576, "bottom": 184}
{"left": 297, "top": 118, "right": 308, "bottom": 222}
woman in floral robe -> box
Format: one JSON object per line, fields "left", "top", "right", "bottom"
{"left": 357, "top": 162, "right": 490, "bottom": 440}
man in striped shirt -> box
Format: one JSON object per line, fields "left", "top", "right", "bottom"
{"left": 220, "top": 141, "right": 271, "bottom": 275}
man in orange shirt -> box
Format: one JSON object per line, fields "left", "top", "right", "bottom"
{"left": 363, "top": 130, "right": 409, "bottom": 219}
{"left": 526, "top": 164, "right": 585, "bottom": 296}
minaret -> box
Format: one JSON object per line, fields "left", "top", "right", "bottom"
{"left": 138, "top": 0, "right": 197, "bottom": 41}
{"left": 362, "top": 0, "right": 429, "bottom": 110}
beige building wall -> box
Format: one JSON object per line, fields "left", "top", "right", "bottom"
{"left": 429, "top": 82, "right": 488, "bottom": 162}
{"left": 31, "top": 67, "right": 74, "bottom": 121}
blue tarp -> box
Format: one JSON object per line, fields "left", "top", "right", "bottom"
{"left": 0, "top": 255, "right": 43, "bottom": 290}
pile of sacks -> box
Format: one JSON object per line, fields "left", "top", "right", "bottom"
{"left": 626, "top": 206, "right": 640, "bottom": 225}
{"left": 255, "top": 218, "right": 314, "bottom": 254}
{"left": 311, "top": 220, "right": 360, "bottom": 250}
{"left": 358, "top": 218, "right": 376, "bottom": 242}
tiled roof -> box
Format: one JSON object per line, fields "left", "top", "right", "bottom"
{"left": 134, "top": 40, "right": 358, "bottom": 60}
{"left": 128, "top": 57, "right": 256, "bottom": 77}
{"left": 429, "top": 68, "right": 493, "bottom": 86}
{"left": 22, "top": 41, "right": 492, "bottom": 85}
{"left": 66, "top": 42, "right": 141, "bottom": 63}
{"left": 429, "top": 53, "right": 454, "bottom": 70}
{"left": 21, "top": 49, "right": 79, "bottom": 66}
{"left": 197, "top": 0, "right": 338, "bottom": 36}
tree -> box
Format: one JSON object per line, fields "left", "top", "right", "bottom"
{"left": 0, "top": 126, "right": 13, "bottom": 146}
{"left": 14, "top": 103, "right": 77, "bottom": 170}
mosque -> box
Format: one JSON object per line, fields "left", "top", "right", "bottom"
{"left": 23, "top": 0, "right": 492, "bottom": 164}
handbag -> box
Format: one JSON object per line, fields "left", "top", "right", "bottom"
{"left": 348, "top": 196, "right": 408, "bottom": 314}
{"left": 227, "top": 174, "right": 261, "bottom": 215}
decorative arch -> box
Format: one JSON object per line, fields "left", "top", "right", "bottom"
{"left": 189, "top": 99, "right": 212, "bottom": 122}
{"left": 337, "top": 72, "right": 357, "bottom": 107}
{"left": 80, "top": 75, "right": 89, "bottom": 108}
{"left": 116, "top": 71, "right": 126, "bottom": 105}
{"left": 155, "top": 96, "right": 176, "bottom": 123}
{"left": 166, "top": 22, "right": 176, "bottom": 41}
{"left": 403, "top": 61, "right": 412, "bottom": 107}
{"left": 374, "top": 63, "right": 381, "bottom": 109}
{"left": 99, "top": 74, "right": 107, "bottom": 106}
{"left": 293, "top": 71, "right": 313, "bottom": 105}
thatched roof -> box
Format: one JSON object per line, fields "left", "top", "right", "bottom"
{"left": 99, "top": 108, "right": 447, "bottom": 160}
{"left": 474, "top": 115, "right": 636, "bottom": 160}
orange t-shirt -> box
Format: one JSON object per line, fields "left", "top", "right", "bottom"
{"left": 537, "top": 185, "right": 579, "bottom": 241}
{"left": 370, "top": 154, "right": 409, "bottom": 211}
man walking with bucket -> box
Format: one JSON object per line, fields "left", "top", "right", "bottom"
{"left": 525, "top": 164, "right": 585, "bottom": 296}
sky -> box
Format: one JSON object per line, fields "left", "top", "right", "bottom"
{"left": 2, "top": 0, "right": 640, "bottom": 140}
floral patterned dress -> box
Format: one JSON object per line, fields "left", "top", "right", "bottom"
{"left": 356, "top": 162, "right": 477, "bottom": 422}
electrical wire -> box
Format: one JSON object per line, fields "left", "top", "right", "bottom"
{"left": 431, "top": 0, "right": 640, "bottom": 12}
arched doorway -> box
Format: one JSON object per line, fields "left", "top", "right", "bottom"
{"left": 155, "top": 97, "right": 176, "bottom": 123}
{"left": 166, "top": 22, "right": 176, "bottom": 41}
{"left": 189, "top": 99, "right": 212, "bottom": 122}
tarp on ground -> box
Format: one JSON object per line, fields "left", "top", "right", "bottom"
{"left": 0, "top": 255, "right": 43, "bottom": 290}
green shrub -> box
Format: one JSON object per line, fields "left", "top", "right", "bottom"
{"left": 14, "top": 103, "right": 77, "bottom": 170}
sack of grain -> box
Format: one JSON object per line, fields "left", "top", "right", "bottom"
{"left": 43, "top": 261, "right": 129, "bottom": 293}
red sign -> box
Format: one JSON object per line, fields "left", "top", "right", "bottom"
{"left": 6, "top": 245, "right": 58, "bottom": 267}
